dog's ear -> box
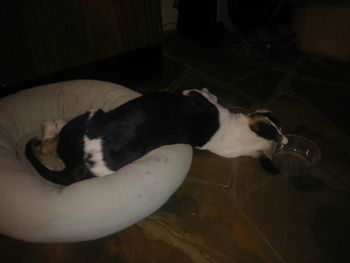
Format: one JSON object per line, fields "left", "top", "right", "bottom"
{"left": 249, "top": 118, "right": 280, "bottom": 141}
{"left": 248, "top": 113, "right": 287, "bottom": 145}
{"left": 248, "top": 109, "right": 271, "bottom": 116}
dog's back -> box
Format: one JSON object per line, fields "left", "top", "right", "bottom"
{"left": 26, "top": 91, "right": 220, "bottom": 185}
{"left": 82, "top": 92, "right": 220, "bottom": 173}
{"left": 26, "top": 89, "right": 288, "bottom": 185}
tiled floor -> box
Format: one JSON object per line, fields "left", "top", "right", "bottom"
{"left": 1, "top": 32, "right": 350, "bottom": 262}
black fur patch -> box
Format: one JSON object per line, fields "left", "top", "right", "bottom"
{"left": 99, "top": 91, "right": 220, "bottom": 171}
{"left": 249, "top": 111, "right": 283, "bottom": 143}
{"left": 250, "top": 120, "right": 281, "bottom": 142}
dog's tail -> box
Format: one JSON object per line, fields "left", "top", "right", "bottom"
{"left": 25, "top": 138, "right": 74, "bottom": 186}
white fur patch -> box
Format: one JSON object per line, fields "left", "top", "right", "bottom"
{"left": 199, "top": 107, "right": 272, "bottom": 158}
{"left": 88, "top": 109, "right": 98, "bottom": 119}
{"left": 83, "top": 136, "right": 114, "bottom": 177}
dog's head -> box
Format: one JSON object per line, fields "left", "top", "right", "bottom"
{"left": 247, "top": 109, "right": 288, "bottom": 146}
{"left": 247, "top": 110, "right": 289, "bottom": 174}
{"left": 182, "top": 89, "right": 288, "bottom": 159}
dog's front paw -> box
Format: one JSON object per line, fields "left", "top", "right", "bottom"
{"left": 259, "top": 154, "right": 280, "bottom": 175}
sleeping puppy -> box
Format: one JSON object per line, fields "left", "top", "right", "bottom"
{"left": 26, "top": 88, "right": 287, "bottom": 186}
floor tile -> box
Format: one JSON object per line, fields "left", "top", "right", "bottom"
{"left": 297, "top": 58, "right": 350, "bottom": 85}
{"left": 290, "top": 77, "right": 350, "bottom": 135}
{"left": 235, "top": 69, "right": 286, "bottom": 102}
{"left": 226, "top": 156, "right": 349, "bottom": 263}
{"left": 147, "top": 179, "right": 281, "bottom": 263}
{"left": 186, "top": 149, "right": 236, "bottom": 187}
{"left": 164, "top": 33, "right": 259, "bottom": 83}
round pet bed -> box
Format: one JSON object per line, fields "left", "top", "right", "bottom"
{"left": 0, "top": 80, "right": 192, "bottom": 243}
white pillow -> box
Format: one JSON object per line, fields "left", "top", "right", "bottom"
{"left": 0, "top": 80, "right": 192, "bottom": 242}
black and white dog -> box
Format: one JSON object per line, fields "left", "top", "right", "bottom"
{"left": 26, "top": 88, "right": 287, "bottom": 186}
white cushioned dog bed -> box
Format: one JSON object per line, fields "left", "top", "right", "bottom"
{"left": 0, "top": 80, "right": 192, "bottom": 243}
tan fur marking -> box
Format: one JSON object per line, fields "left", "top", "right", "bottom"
{"left": 40, "top": 136, "right": 59, "bottom": 156}
{"left": 248, "top": 115, "right": 268, "bottom": 126}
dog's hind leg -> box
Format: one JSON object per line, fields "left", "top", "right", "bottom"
{"left": 41, "top": 119, "right": 67, "bottom": 140}
{"left": 40, "top": 119, "right": 66, "bottom": 156}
